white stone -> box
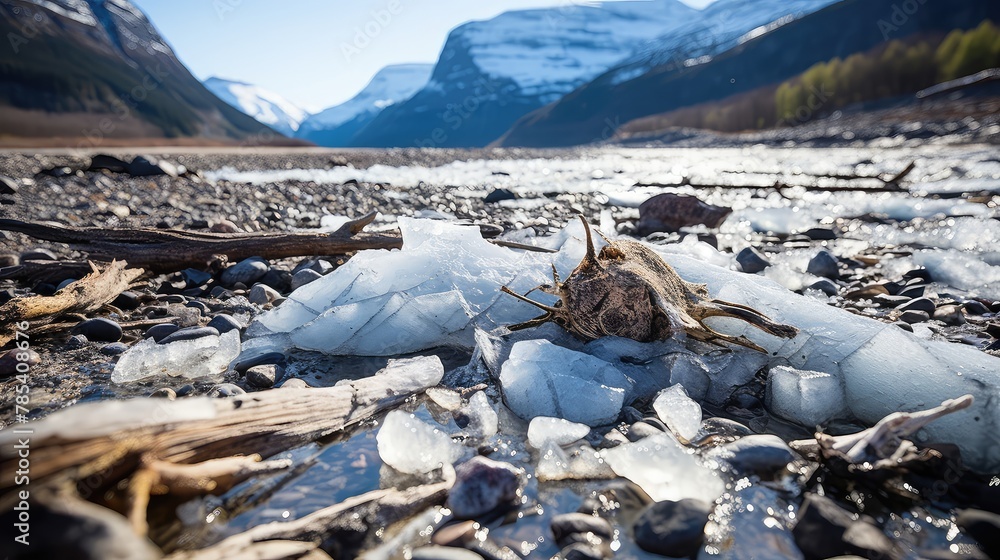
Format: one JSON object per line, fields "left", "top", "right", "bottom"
{"left": 376, "top": 410, "right": 466, "bottom": 474}
{"left": 527, "top": 417, "right": 591, "bottom": 449}
{"left": 111, "top": 330, "right": 241, "bottom": 383}
{"left": 653, "top": 384, "right": 702, "bottom": 441}
{"left": 602, "top": 433, "right": 724, "bottom": 503}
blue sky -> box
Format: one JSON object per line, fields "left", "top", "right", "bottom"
{"left": 133, "top": 0, "right": 715, "bottom": 113}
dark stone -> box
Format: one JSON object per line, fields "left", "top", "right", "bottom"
{"left": 446, "top": 456, "right": 522, "bottom": 519}
{"left": 633, "top": 499, "right": 712, "bottom": 557}
{"left": 175, "top": 384, "right": 195, "bottom": 397}
{"left": 128, "top": 155, "right": 180, "bottom": 177}
{"left": 697, "top": 233, "right": 719, "bottom": 249}
{"left": 220, "top": 257, "right": 269, "bottom": 287}
{"left": 246, "top": 364, "right": 284, "bottom": 389}
{"left": 956, "top": 508, "right": 1000, "bottom": 558}
{"left": 551, "top": 513, "right": 614, "bottom": 546}
{"left": 893, "top": 321, "right": 914, "bottom": 332}
{"left": 65, "top": 334, "right": 88, "bottom": 348}
{"left": 149, "top": 387, "right": 176, "bottom": 400}
{"left": 259, "top": 268, "right": 292, "bottom": 292}
{"left": 185, "top": 300, "right": 210, "bottom": 315}
{"left": 0, "top": 288, "right": 15, "bottom": 305}
{"left": 0, "top": 348, "right": 40, "bottom": 378}
{"left": 207, "top": 383, "right": 245, "bottom": 398}
{"left": 807, "top": 278, "right": 839, "bottom": 297}
{"left": 248, "top": 283, "right": 280, "bottom": 305}
{"left": 88, "top": 154, "right": 130, "bottom": 172}
{"left": 210, "top": 286, "right": 234, "bottom": 299}
{"left": 233, "top": 351, "right": 285, "bottom": 374}
{"left": 560, "top": 543, "right": 605, "bottom": 560}
{"left": 0, "top": 175, "right": 18, "bottom": 194}
{"left": 903, "top": 268, "right": 933, "bottom": 282}
{"left": 144, "top": 324, "right": 180, "bottom": 342}
{"left": 34, "top": 283, "right": 57, "bottom": 296}
{"left": 484, "top": 188, "right": 517, "bottom": 203}
{"left": 736, "top": 247, "right": 771, "bottom": 274}
{"left": 290, "top": 268, "right": 323, "bottom": 291}
{"left": 158, "top": 326, "right": 219, "bottom": 345}
{"left": 806, "top": 250, "right": 840, "bottom": 279}
{"left": 964, "top": 301, "right": 991, "bottom": 316}
{"left": 181, "top": 268, "right": 213, "bottom": 287}
{"left": 873, "top": 294, "right": 910, "bottom": 307}
{"left": 207, "top": 314, "right": 243, "bottom": 334}
{"left": 73, "top": 318, "right": 122, "bottom": 342}
{"left": 20, "top": 248, "right": 57, "bottom": 262}
{"left": 900, "top": 310, "right": 930, "bottom": 324}
{"left": 803, "top": 227, "right": 837, "bottom": 240}
{"left": 636, "top": 193, "right": 732, "bottom": 236}
{"left": 986, "top": 322, "right": 1000, "bottom": 339}
{"left": 717, "top": 434, "right": 796, "bottom": 474}
{"left": 100, "top": 342, "right": 129, "bottom": 356}
{"left": 112, "top": 291, "right": 141, "bottom": 310}
{"left": 792, "top": 493, "right": 899, "bottom": 560}
{"left": 410, "top": 546, "right": 484, "bottom": 560}
{"left": 897, "top": 297, "right": 935, "bottom": 313}
{"left": 882, "top": 281, "right": 902, "bottom": 295}
{"left": 157, "top": 294, "right": 187, "bottom": 304}
{"left": 308, "top": 259, "right": 334, "bottom": 275}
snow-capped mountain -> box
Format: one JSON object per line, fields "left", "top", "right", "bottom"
{"left": 348, "top": 0, "right": 699, "bottom": 147}
{"left": 205, "top": 77, "right": 309, "bottom": 137}
{"left": 296, "top": 64, "right": 432, "bottom": 147}
{"left": 0, "top": 0, "right": 270, "bottom": 141}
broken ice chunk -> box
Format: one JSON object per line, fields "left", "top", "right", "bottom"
{"left": 462, "top": 391, "right": 499, "bottom": 439}
{"left": 653, "top": 385, "right": 703, "bottom": 441}
{"left": 535, "top": 440, "right": 615, "bottom": 482}
{"left": 376, "top": 409, "right": 467, "bottom": 474}
{"left": 527, "top": 417, "right": 591, "bottom": 449}
{"left": 111, "top": 330, "right": 241, "bottom": 383}
{"left": 765, "top": 366, "right": 847, "bottom": 427}
{"left": 602, "top": 433, "right": 724, "bottom": 503}
{"left": 500, "top": 339, "right": 629, "bottom": 426}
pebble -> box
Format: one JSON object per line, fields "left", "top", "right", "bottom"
{"left": 65, "top": 334, "right": 88, "bottom": 348}
{"left": 898, "top": 284, "right": 926, "bottom": 298}
{"left": 246, "top": 364, "right": 284, "bottom": 389}
{"left": 181, "top": 268, "right": 213, "bottom": 287}
{"left": 0, "top": 348, "right": 40, "bottom": 377}
{"left": 210, "top": 219, "right": 241, "bottom": 233}
{"left": 550, "top": 513, "right": 614, "bottom": 546}
{"left": 233, "top": 351, "right": 285, "bottom": 374}
{"left": 220, "top": 257, "right": 269, "bottom": 287}
{"left": 806, "top": 249, "right": 840, "bottom": 279}
{"left": 900, "top": 310, "right": 930, "bottom": 324}
{"left": 73, "top": 318, "right": 122, "bottom": 342}
{"left": 484, "top": 188, "right": 517, "bottom": 203}
{"left": 897, "top": 297, "right": 935, "bottom": 313}
{"left": 0, "top": 254, "right": 18, "bottom": 268}
{"left": 803, "top": 227, "right": 837, "bottom": 240}
{"left": 290, "top": 268, "right": 323, "bottom": 291}
{"left": 933, "top": 305, "right": 965, "bottom": 326}
{"left": 0, "top": 288, "right": 15, "bottom": 304}
{"left": 0, "top": 175, "right": 17, "bottom": 194}
{"left": 807, "top": 278, "right": 839, "bottom": 297}
{"left": 986, "top": 323, "right": 1000, "bottom": 339}
{"left": 144, "top": 324, "right": 180, "bottom": 342}
{"left": 100, "top": 342, "right": 129, "bottom": 356}
{"left": 207, "top": 314, "right": 243, "bottom": 334}
{"left": 445, "top": 456, "right": 522, "bottom": 519}
{"left": 175, "top": 384, "right": 196, "bottom": 397}
{"left": 633, "top": 499, "right": 712, "bottom": 557}
{"left": 20, "top": 248, "right": 57, "bottom": 262}
{"left": 112, "top": 291, "right": 141, "bottom": 310}
{"left": 259, "top": 268, "right": 292, "bottom": 292}
{"left": 736, "top": 247, "right": 770, "bottom": 274}
{"left": 34, "top": 283, "right": 57, "bottom": 296}
{"left": 964, "top": 301, "right": 991, "bottom": 316}
{"left": 248, "top": 283, "right": 280, "bottom": 305}
{"left": 560, "top": 543, "right": 605, "bottom": 560}
{"left": 715, "top": 434, "right": 796, "bottom": 474}
{"left": 279, "top": 378, "right": 309, "bottom": 389}
{"left": 792, "top": 493, "right": 898, "bottom": 559}
{"left": 149, "top": 387, "right": 177, "bottom": 400}
{"left": 308, "top": 259, "right": 334, "bottom": 275}
{"left": 185, "top": 301, "right": 210, "bottom": 315}
{"left": 410, "top": 546, "right": 484, "bottom": 560}
{"left": 157, "top": 326, "right": 219, "bottom": 345}
{"left": 207, "top": 383, "right": 246, "bottom": 398}
{"left": 893, "top": 321, "right": 914, "bottom": 332}
{"left": 903, "top": 268, "right": 933, "bottom": 282}
{"left": 56, "top": 278, "right": 76, "bottom": 291}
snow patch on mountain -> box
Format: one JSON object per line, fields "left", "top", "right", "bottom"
{"left": 205, "top": 77, "right": 309, "bottom": 136}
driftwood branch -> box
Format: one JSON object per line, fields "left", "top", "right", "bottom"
{"left": 0, "top": 260, "right": 142, "bottom": 346}
{"left": 0, "top": 212, "right": 402, "bottom": 274}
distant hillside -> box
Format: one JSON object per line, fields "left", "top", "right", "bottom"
{"left": 204, "top": 77, "right": 309, "bottom": 137}
{"left": 496, "top": 0, "right": 1000, "bottom": 147}
{"left": 0, "top": 0, "right": 280, "bottom": 144}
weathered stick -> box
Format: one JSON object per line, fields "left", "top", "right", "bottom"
{"left": 0, "top": 260, "right": 143, "bottom": 346}
{"left": 0, "top": 213, "right": 402, "bottom": 274}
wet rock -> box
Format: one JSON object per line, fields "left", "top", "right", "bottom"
{"left": 903, "top": 268, "right": 932, "bottom": 282}
{"left": 158, "top": 326, "right": 219, "bottom": 345}
{"left": 34, "top": 283, "right": 57, "bottom": 296}
{"left": 0, "top": 175, "right": 18, "bottom": 194}
{"left": 246, "top": 364, "right": 283, "bottom": 389}
{"left": 0, "top": 254, "right": 18, "bottom": 268}
{"left": 149, "top": 387, "right": 177, "bottom": 399}
{"left": 100, "top": 342, "right": 129, "bottom": 356}
{"left": 0, "top": 288, "right": 15, "bottom": 304}
{"left": 484, "top": 188, "right": 517, "bottom": 203}
{"left": 736, "top": 247, "right": 770, "bottom": 273}
{"left": 181, "top": 268, "right": 213, "bottom": 288}
{"left": 713, "top": 434, "right": 796, "bottom": 474}
{"left": 900, "top": 310, "right": 930, "bottom": 324}
{"left": 233, "top": 351, "right": 285, "bottom": 373}
{"left": 209, "top": 219, "right": 241, "bottom": 233}
{"left": 793, "top": 493, "right": 899, "bottom": 560}
{"left": 112, "top": 290, "right": 141, "bottom": 310}
{"left": 635, "top": 193, "right": 731, "bottom": 236}
{"left": 964, "top": 301, "right": 991, "bottom": 316}
{"left": 807, "top": 278, "right": 839, "bottom": 297}
{"left": 411, "top": 546, "right": 484, "bottom": 560}
{"left": 207, "top": 314, "right": 243, "bottom": 334}
{"left": 73, "top": 318, "right": 122, "bottom": 342}
{"left": 897, "top": 297, "right": 935, "bottom": 314}
{"left": 446, "top": 456, "right": 522, "bottom": 519}
{"left": 248, "top": 283, "right": 280, "bottom": 305}
{"left": 55, "top": 278, "right": 76, "bottom": 291}
{"left": 220, "top": 257, "right": 269, "bottom": 287}
{"left": 898, "top": 284, "right": 926, "bottom": 298}
{"left": 0, "top": 348, "right": 40, "bottom": 378}
{"left": 956, "top": 509, "right": 1000, "bottom": 558}
{"left": 128, "top": 155, "right": 180, "bottom": 177}
{"left": 933, "top": 305, "right": 965, "bottom": 326}
{"left": 290, "top": 268, "right": 323, "bottom": 291}
{"left": 806, "top": 250, "right": 840, "bottom": 279}
{"left": 893, "top": 321, "right": 914, "bottom": 332}
{"left": 65, "top": 334, "right": 89, "bottom": 348}
{"left": 633, "top": 498, "right": 712, "bottom": 557}
{"left": 560, "top": 542, "right": 606, "bottom": 560}
{"left": 986, "top": 322, "right": 1000, "bottom": 339}
{"left": 803, "top": 227, "right": 837, "bottom": 240}
{"left": 551, "top": 512, "right": 614, "bottom": 547}
{"left": 88, "top": 154, "right": 130, "bottom": 172}
{"left": 144, "top": 323, "right": 179, "bottom": 342}
{"left": 20, "top": 248, "right": 57, "bottom": 262}
{"left": 259, "top": 268, "right": 292, "bottom": 292}
{"left": 207, "top": 383, "right": 246, "bottom": 398}
{"left": 185, "top": 301, "right": 210, "bottom": 315}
